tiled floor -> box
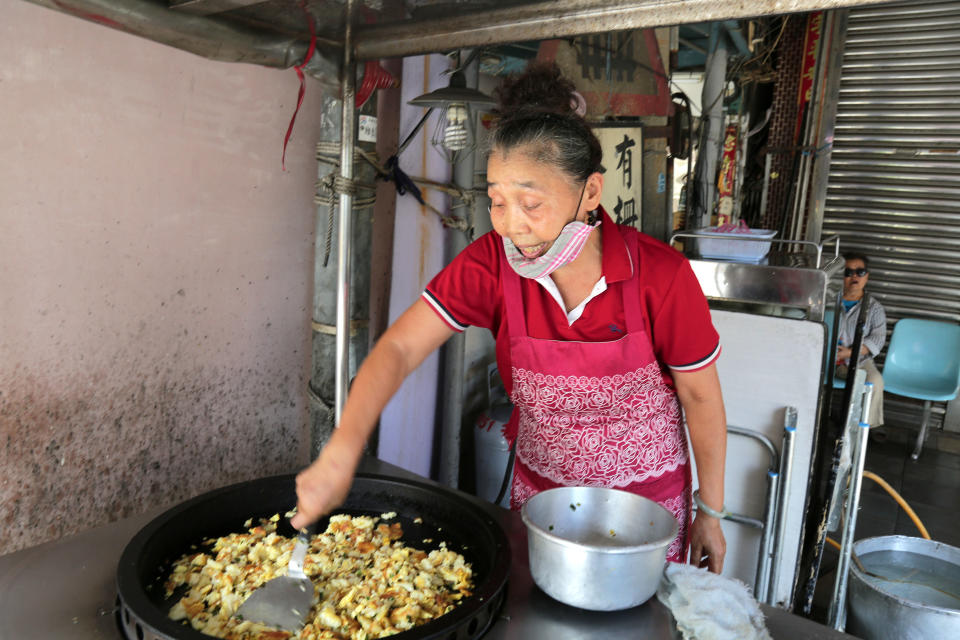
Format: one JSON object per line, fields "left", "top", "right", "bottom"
{"left": 856, "top": 437, "right": 960, "bottom": 549}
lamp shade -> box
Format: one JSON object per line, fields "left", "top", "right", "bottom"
{"left": 408, "top": 70, "right": 496, "bottom": 110}
{"left": 408, "top": 70, "right": 495, "bottom": 164}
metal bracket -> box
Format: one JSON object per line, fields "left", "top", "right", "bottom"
{"left": 710, "top": 417, "right": 795, "bottom": 604}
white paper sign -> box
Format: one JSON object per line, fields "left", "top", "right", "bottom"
{"left": 358, "top": 115, "right": 377, "bottom": 143}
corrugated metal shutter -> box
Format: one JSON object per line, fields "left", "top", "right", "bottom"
{"left": 822, "top": 0, "right": 960, "bottom": 431}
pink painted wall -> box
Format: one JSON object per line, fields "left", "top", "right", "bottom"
{"left": 0, "top": 2, "right": 320, "bottom": 554}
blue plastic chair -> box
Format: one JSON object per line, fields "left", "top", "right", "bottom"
{"left": 882, "top": 318, "right": 960, "bottom": 460}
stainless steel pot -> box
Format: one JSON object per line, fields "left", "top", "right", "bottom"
{"left": 847, "top": 535, "right": 960, "bottom": 640}
{"left": 520, "top": 486, "right": 678, "bottom": 611}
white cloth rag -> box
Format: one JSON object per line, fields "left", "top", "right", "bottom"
{"left": 656, "top": 563, "right": 773, "bottom": 640}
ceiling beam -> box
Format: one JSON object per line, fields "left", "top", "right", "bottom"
{"left": 168, "top": 0, "right": 267, "bottom": 17}
{"left": 24, "top": 0, "right": 340, "bottom": 87}
{"left": 354, "top": 0, "right": 897, "bottom": 60}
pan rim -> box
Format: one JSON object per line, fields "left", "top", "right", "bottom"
{"left": 116, "top": 471, "right": 511, "bottom": 640}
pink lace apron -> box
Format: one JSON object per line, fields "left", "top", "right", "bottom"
{"left": 502, "top": 231, "right": 692, "bottom": 562}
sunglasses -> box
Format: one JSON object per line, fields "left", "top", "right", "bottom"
{"left": 844, "top": 268, "right": 868, "bottom": 277}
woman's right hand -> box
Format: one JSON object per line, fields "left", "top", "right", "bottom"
{"left": 289, "top": 299, "right": 454, "bottom": 530}
{"left": 290, "top": 437, "right": 360, "bottom": 529}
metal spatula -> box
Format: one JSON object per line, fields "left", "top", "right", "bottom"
{"left": 236, "top": 526, "right": 315, "bottom": 631}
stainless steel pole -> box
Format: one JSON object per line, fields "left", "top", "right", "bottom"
{"left": 694, "top": 25, "right": 726, "bottom": 231}
{"left": 828, "top": 384, "right": 874, "bottom": 630}
{"left": 439, "top": 51, "right": 477, "bottom": 488}
{"left": 911, "top": 400, "right": 933, "bottom": 461}
{"left": 724, "top": 424, "right": 780, "bottom": 600}
{"left": 757, "top": 469, "right": 780, "bottom": 602}
{"left": 759, "top": 154, "right": 772, "bottom": 224}
{"left": 335, "top": 0, "right": 357, "bottom": 423}
{"left": 768, "top": 406, "right": 798, "bottom": 605}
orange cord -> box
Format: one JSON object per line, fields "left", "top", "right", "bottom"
{"left": 862, "top": 470, "right": 930, "bottom": 540}
{"left": 825, "top": 469, "right": 931, "bottom": 551}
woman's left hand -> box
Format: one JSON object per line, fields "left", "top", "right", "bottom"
{"left": 688, "top": 511, "right": 726, "bottom": 574}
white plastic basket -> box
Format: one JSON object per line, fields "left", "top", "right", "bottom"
{"left": 696, "top": 227, "right": 778, "bottom": 262}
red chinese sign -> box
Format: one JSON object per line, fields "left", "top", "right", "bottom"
{"left": 796, "top": 11, "right": 823, "bottom": 138}
{"left": 718, "top": 126, "right": 738, "bottom": 197}
{"left": 716, "top": 124, "right": 739, "bottom": 225}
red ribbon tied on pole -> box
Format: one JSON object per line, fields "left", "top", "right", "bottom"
{"left": 282, "top": 1, "right": 317, "bottom": 171}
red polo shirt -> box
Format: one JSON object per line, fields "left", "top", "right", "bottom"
{"left": 423, "top": 209, "right": 720, "bottom": 393}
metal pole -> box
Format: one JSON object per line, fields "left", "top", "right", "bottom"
{"left": 768, "top": 406, "right": 798, "bottom": 605}
{"left": 828, "top": 412, "right": 871, "bottom": 630}
{"left": 759, "top": 153, "right": 772, "bottom": 224}
{"left": 757, "top": 469, "right": 780, "bottom": 602}
{"left": 694, "top": 25, "right": 726, "bottom": 230}
{"left": 911, "top": 400, "right": 933, "bottom": 461}
{"left": 805, "top": 10, "right": 849, "bottom": 244}
{"left": 439, "top": 51, "right": 477, "bottom": 488}
{"left": 707, "top": 425, "right": 780, "bottom": 599}
{"left": 790, "top": 12, "right": 829, "bottom": 243}
{"left": 827, "top": 369, "right": 868, "bottom": 531}
{"left": 727, "top": 425, "right": 780, "bottom": 467}
{"left": 335, "top": 0, "right": 356, "bottom": 423}
{"left": 791, "top": 11, "right": 824, "bottom": 242}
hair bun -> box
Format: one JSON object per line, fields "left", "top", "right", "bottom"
{"left": 493, "top": 61, "right": 581, "bottom": 118}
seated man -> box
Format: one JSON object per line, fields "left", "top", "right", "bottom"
{"left": 835, "top": 252, "right": 887, "bottom": 430}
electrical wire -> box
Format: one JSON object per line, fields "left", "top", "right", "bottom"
{"left": 760, "top": 16, "right": 790, "bottom": 67}
{"left": 442, "top": 48, "right": 482, "bottom": 76}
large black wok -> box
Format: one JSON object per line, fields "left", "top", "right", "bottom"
{"left": 116, "top": 472, "right": 511, "bottom": 640}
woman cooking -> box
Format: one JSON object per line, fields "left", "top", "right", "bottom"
{"left": 292, "top": 63, "right": 728, "bottom": 573}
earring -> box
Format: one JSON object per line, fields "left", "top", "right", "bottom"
{"left": 586, "top": 209, "right": 599, "bottom": 225}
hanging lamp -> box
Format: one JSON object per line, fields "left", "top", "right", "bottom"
{"left": 408, "top": 70, "right": 496, "bottom": 164}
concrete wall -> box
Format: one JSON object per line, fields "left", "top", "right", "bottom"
{"left": 0, "top": 2, "right": 321, "bottom": 555}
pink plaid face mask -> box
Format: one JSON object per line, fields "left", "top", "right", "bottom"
{"left": 502, "top": 217, "right": 600, "bottom": 279}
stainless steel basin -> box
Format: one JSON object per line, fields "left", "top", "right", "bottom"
{"left": 847, "top": 535, "right": 960, "bottom": 640}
